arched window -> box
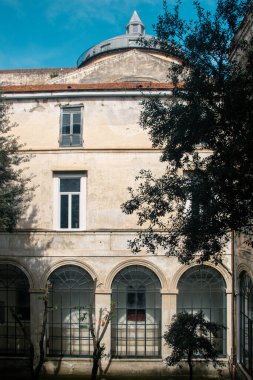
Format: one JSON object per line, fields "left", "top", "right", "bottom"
{"left": 111, "top": 265, "right": 161, "bottom": 358}
{"left": 239, "top": 271, "right": 253, "bottom": 375}
{"left": 48, "top": 265, "right": 93, "bottom": 356}
{"left": 0, "top": 264, "right": 30, "bottom": 355}
{"left": 177, "top": 266, "right": 226, "bottom": 355}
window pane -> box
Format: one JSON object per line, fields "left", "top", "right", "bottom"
{"left": 72, "top": 134, "right": 81, "bottom": 146}
{"left": 60, "top": 195, "right": 68, "bottom": 228}
{"left": 62, "top": 114, "right": 70, "bottom": 134}
{"left": 71, "top": 195, "right": 80, "bottom": 229}
{"left": 137, "top": 292, "right": 145, "bottom": 308}
{"left": 60, "top": 178, "right": 80, "bottom": 192}
{"left": 61, "top": 135, "right": 71, "bottom": 146}
{"left": 73, "top": 113, "right": 81, "bottom": 134}
{"left": 0, "top": 301, "right": 5, "bottom": 324}
{"left": 127, "top": 291, "right": 135, "bottom": 307}
{"left": 62, "top": 125, "right": 70, "bottom": 135}
{"left": 16, "top": 289, "right": 30, "bottom": 320}
{"left": 73, "top": 124, "right": 80, "bottom": 134}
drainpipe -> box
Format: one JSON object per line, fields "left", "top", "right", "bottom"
{"left": 231, "top": 230, "right": 236, "bottom": 380}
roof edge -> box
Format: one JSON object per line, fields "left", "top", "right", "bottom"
{"left": 0, "top": 82, "right": 183, "bottom": 93}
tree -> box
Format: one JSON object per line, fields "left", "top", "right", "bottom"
{"left": 122, "top": 0, "right": 253, "bottom": 264}
{"left": 0, "top": 96, "right": 32, "bottom": 231}
{"left": 164, "top": 311, "right": 225, "bottom": 380}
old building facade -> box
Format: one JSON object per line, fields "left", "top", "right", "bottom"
{"left": 0, "top": 11, "right": 252, "bottom": 379}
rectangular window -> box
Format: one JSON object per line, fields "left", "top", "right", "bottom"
{"left": 60, "top": 107, "right": 83, "bottom": 147}
{"left": 127, "top": 286, "right": 146, "bottom": 322}
{"left": 53, "top": 172, "right": 86, "bottom": 230}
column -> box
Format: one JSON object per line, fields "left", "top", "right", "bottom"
{"left": 161, "top": 289, "right": 178, "bottom": 358}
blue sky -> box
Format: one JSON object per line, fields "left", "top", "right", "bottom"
{"left": 0, "top": 0, "right": 215, "bottom": 69}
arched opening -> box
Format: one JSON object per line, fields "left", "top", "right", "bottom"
{"left": 239, "top": 271, "right": 253, "bottom": 375}
{"left": 0, "top": 264, "right": 30, "bottom": 356}
{"left": 111, "top": 265, "right": 161, "bottom": 358}
{"left": 47, "top": 265, "right": 93, "bottom": 356}
{"left": 177, "top": 265, "right": 227, "bottom": 355}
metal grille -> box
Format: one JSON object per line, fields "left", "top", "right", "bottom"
{"left": 48, "top": 265, "right": 93, "bottom": 357}
{"left": 0, "top": 264, "right": 30, "bottom": 356}
{"left": 177, "top": 266, "right": 227, "bottom": 355}
{"left": 240, "top": 272, "right": 253, "bottom": 375}
{"left": 111, "top": 265, "right": 161, "bottom": 358}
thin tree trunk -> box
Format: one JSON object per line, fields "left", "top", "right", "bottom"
{"left": 188, "top": 353, "right": 193, "bottom": 380}
{"left": 32, "top": 297, "right": 48, "bottom": 380}
{"left": 91, "top": 353, "right": 99, "bottom": 380}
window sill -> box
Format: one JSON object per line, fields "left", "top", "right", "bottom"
{"left": 59, "top": 146, "right": 83, "bottom": 148}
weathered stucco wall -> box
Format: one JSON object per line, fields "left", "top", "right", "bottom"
{"left": 9, "top": 96, "right": 151, "bottom": 150}
{"left": 50, "top": 50, "right": 177, "bottom": 84}
{"left": 0, "top": 49, "right": 176, "bottom": 85}
{"left": 0, "top": 68, "right": 75, "bottom": 85}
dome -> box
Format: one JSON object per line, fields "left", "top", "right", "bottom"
{"left": 77, "top": 11, "right": 160, "bottom": 68}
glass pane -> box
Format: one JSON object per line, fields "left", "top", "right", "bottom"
{"left": 60, "top": 178, "right": 80, "bottom": 192}
{"left": 137, "top": 292, "right": 145, "bottom": 308}
{"left": 73, "top": 113, "right": 81, "bottom": 134}
{"left": 127, "top": 291, "right": 135, "bottom": 307}
{"left": 62, "top": 114, "right": 70, "bottom": 134}
{"left": 62, "top": 125, "right": 70, "bottom": 134}
{"left": 72, "top": 134, "right": 81, "bottom": 146}
{"left": 73, "top": 124, "right": 80, "bottom": 134}
{"left": 60, "top": 135, "right": 71, "bottom": 146}
{"left": 71, "top": 195, "right": 79, "bottom": 229}
{"left": 60, "top": 194, "right": 68, "bottom": 228}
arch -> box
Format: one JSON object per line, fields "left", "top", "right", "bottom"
{"left": 41, "top": 259, "right": 98, "bottom": 287}
{"left": 237, "top": 263, "right": 253, "bottom": 281}
{"left": 47, "top": 264, "right": 94, "bottom": 357}
{"left": 0, "top": 259, "right": 33, "bottom": 289}
{"left": 171, "top": 262, "right": 230, "bottom": 293}
{"left": 105, "top": 259, "right": 168, "bottom": 291}
{"left": 0, "top": 263, "right": 31, "bottom": 356}
{"left": 111, "top": 264, "right": 162, "bottom": 358}
{"left": 177, "top": 264, "right": 227, "bottom": 355}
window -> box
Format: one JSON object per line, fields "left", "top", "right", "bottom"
{"left": 54, "top": 172, "right": 86, "bottom": 230}
{"left": 177, "top": 266, "right": 227, "bottom": 356}
{"left": 101, "top": 43, "right": 111, "bottom": 52}
{"left": 127, "top": 285, "right": 145, "bottom": 321}
{"left": 133, "top": 24, "right": 138, "bottom": 33}
{"left": 0, "top": 264, "right": 30, "bottom": 356}
{"left": 48, "top": 265, "right": 93, "bottom": 356}
{"left": 111, "top": 265, "right": 161, "bottom": 358}
{"left": 60, "top": 107, "right": 82, "bottom": 147}
{"left": 239, "top": 272, "right": 253, "bottom": 375}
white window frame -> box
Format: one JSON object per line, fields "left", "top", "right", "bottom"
{"left": 53, "top": 172, "right": 86, "bottom": 231}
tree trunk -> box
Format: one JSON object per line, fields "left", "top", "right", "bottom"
{"left": 90, "top": 348, "right": 100, "bottom": 380}
{"left": 188, "top": 353, "right": 193, "bottom": 380}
